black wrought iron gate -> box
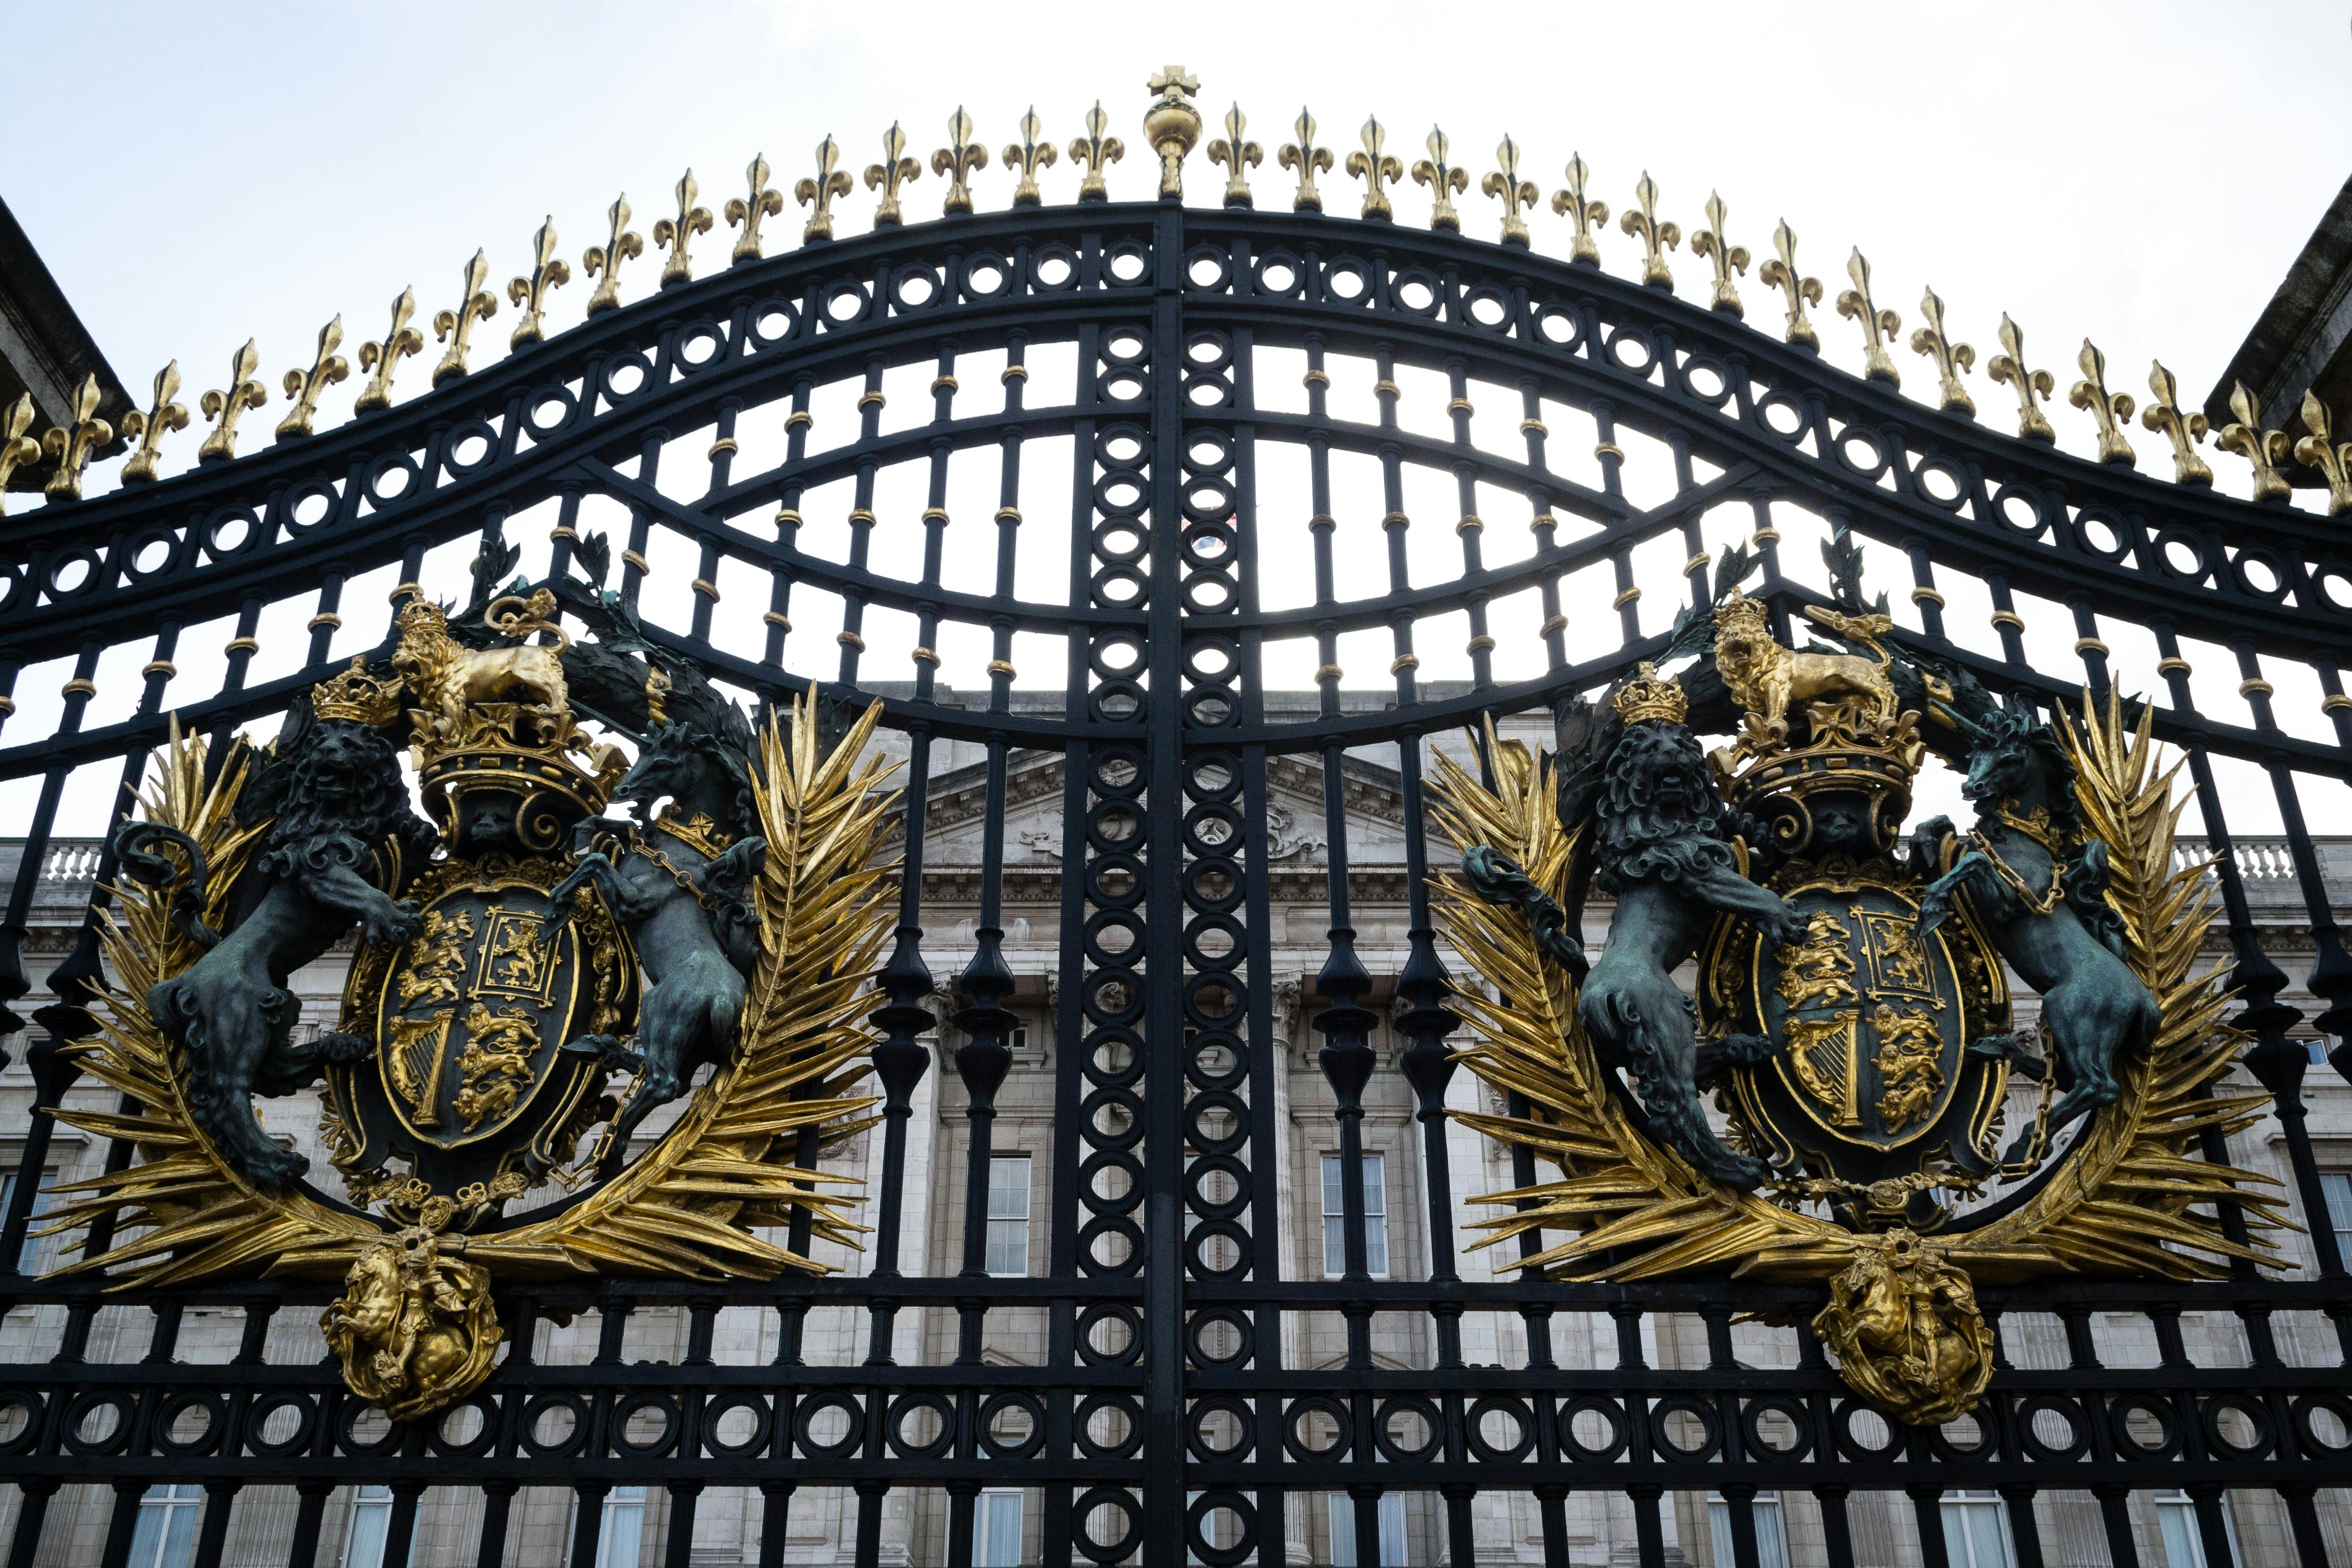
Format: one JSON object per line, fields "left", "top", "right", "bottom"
{"left": 4, "top": 78, "right": 2352, "bottom": 1568}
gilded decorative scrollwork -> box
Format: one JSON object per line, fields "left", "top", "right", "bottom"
{"left": 1909, "top": 288, "right": 1974, "bottom": 415}
{"left": 1480, "top": 135, "right": 1537, "bottom": 247}
{"left": 2141, "top": 361, "right": 2212, "bottom": 485}
{"left": 2217, "top": 380, "right": 2293, "bottom": 502}
{"left": 581, "top": 194, "right": 643, "bottom": 314}
{"left": 0, "top": 394, "right": 39, "bottom": 509}
{"left": 796, "top": 138, "right": 853, "bottom": 242}
{"left": 1411, "top": 127, "right": 1468, "bottom": 233}
{"left": 652, "top": 172, "right": 714, "bottom": 287}
{"left": 1618, "top": 172, "right": 1678, "bottom": 289}
{"left": 275, "top": 321, "right": 347, "bottom": 441}
{"left": 431, "top": 250, "right": 498, "bottom": 387}
{"left": 123, "top": 361, "right": 191, "bottom": 480}
{"left": 864, "top": 126, "right": 919, "bottom": 229}
{"left": 723, "top": 156, "right": 783, "bottom": 264}
{"left": 195, "top": 343, "right": 265, "bottom": 465}
{"left": 2068, "top": 338, "right": 2137, "bottom": 466}
{"left": 1205, "top": 104, "right": 1258, "bottom": 210}
{"left": 1688, "top": 191, "right": 1747, "bottom": 316}
{"left": 1986, "top": 313, "right": 2056, "bottom": 443}
{"left": 2293, "top": 391, "right": 2352, "bottom": 516}
{"left": 1345, "top": 116, "right": 1404, "bottom": 220}
{"left": 1547, "top": 155, "right": 1608, "bottom": 265}
{"left": 1835, "top": 249, "right": 1900, "bottom": 385}
{"left": 933, "top": 108, "right": 987, "bottom": 215}
{"left": 1757, "top": 219, "right": 1820, "bottom": 349}
{"left": 507, "top": 218, "right": 571, "bottom": 346}
{"left": 355, "top": 286, "right": 423, "bottom": 413}
{"left": 1004, "top": 108, "right": 1059, "bottom": 208}
{"left": 1067, "top": 101, "right": 1124, "bottom": 202}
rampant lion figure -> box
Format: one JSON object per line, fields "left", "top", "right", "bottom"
{"left": 392, "top": 595, "right": 569, "bottom": 740}
{"left": 1714, "top": 592, "right": 1898, "bottom": 733}
{"left": 117, "top": 702, "right": 437, "bottom": 1188}
{"left": 1576, "top": 674, "right": 1808, "bottom": 1189}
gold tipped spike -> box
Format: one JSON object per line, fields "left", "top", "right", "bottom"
{"left": 1688, "top": 191, "right": 1748, "bottom": 316}
{"left": 1908, "top": 287, "right": 1974, "bottom": 415}
{"left": 866, "top": 124, "right": 920, "bottom": 228}
{"left": 507, "top": 217, "right": 571, "bottom": 346}
{"left": 933, "top": 107, "right": 986, "bottom": 215}
{"left": 2068, "top": 339, "right": 2137, "bottom": 466}
{"left": 583, "top": 195, "right": 644, "bottom": 314}
{"left": 355, "top": 287, "right": 423, "bottom": 413}
{"left": 276, "top": 321, "right": 347, "bottom": 442}
{"left": 0, "top": 395, "right": 38, "bottom": 510}
{"left": 1547, "top": 155, "right": 1608, "bottom": 265}
{"left": 653, "top": 172, "right": 714, "bottom": 287}
{"left": 1618, "top": 172, "right": 1679, "bottom": 289}
{"left": 1412, "top": 126, "right": 1468, "bottom": 233}
{"left": 1345, "top": 116, "right": 1404, "bottom": 219}
{"left": 1206, "top": 103, "right": 1259, "bottom": 210}
{"left": 1003, "top": 107, "right": 1058, "bottom": 208}
{"left": 194, "top": 341, "right": 265, "bottom": 465}
{"left": 1835, "top": 249, "right": 1901, "bottom": 386}
{"left": 1067, "top": 101, "right": 1124, "bottom": 202}
{"left": 2216, "top": 382, "right": 2291, "bottom": 502}
{"left": 42, "top": 372, "right": 115, "bottom": 498}
{"left": 1985, "top": 314, "right": 2055, "bottom": 442}
{"left": 724, "top": 156, "right": 784, "bottom": 264}
{"left": 1481, "top": 135, "right": 1538, "bottom": 247}
{"left": 2293, "top": 391, "right": 2352, "bottom": 516}
{"left": 2140, "top": 362, "right": 2212, "bottom": 486}
{"left": 1277, "top": 109, "right": 1332, "bottom": 214}
{"left": 796, "top": 137, "right": 853, "bottom": 242}
{"left": 124, "top": 361, "right": 192, "bottom": 477}
{"left": 1757, "top": 220, "right": 1820, "bottom": 349}
{"left": 430, "top": 250, "right": 498, "bottom": 386}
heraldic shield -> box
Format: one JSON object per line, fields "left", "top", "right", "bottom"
{"left": 1438, "top": 553, "right": 2286, "bottom": 1429}
{"left": 63, "top": 559, "right": 900, "bottom": 1424}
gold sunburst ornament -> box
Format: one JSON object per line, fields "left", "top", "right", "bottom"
{"left": 43, "top": 661, "right": 899, "bottom": 1421}
{"left": 1434, "top": 673, "right": 2282, "bottom": 1424}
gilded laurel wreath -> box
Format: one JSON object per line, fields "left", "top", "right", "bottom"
{"left": 44, "top": 693, "right": 894, "bottom": 1302}
{"left": 1433, "top": 692, "right": 2282, "bottom": 1419}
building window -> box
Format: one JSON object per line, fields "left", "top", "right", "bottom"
{"left": 2, "top": 1168, "right": 57, "bottom": 1274}
{"left": 341, "top": 1485, "right": 397, "bottom": 1568}
{"left": 976, "top": 1489, "right": 1023, "bottom": 1567}
{"left": 2320, "top": 1173, "right": 2352, "bottom": 1265}
{"left": 1321, "top": 1153, "right": 1389, "bottom": 1277}
{"left": 2305, "top": 1036, "right": 2331, "bottom": 1066}
{"left": 1708, "top": 1491, "right": 1791, "bottom": 1568}
{"left": 1327, "top": 1492, "right": 1406, "bottom": 1567}
{"left": 128, "top": 1484, "right": 204, "bottom": 1568}
{"left": 987, "top": 1155, "right": 1032, "bottom": 1276}
{"left": 1940, "top": 1491, "right": 2014, "bottom": 1568}
{"left": 580, "top": 1485, "right": 643, "bottom": 1568}
{"left": 2154, "top": 1489, "right": 2243, "bottom": 1568}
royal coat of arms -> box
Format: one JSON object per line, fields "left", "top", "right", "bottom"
{"left": 47, "top": 550, "right": 899, "bottom": 1420}
{"left": 1441, "top": 550, "right": 2283, "bottom": 1425}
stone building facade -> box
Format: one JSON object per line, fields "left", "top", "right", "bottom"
{"left": 3, "top": 692, "right": 2349, "bottom": 1568}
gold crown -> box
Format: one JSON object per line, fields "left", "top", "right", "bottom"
{"left": 311, "top": 657, "right": 405, "bottom": 727}
{"left": 1611, "top": 662, "right": 1688, "bottom": 726}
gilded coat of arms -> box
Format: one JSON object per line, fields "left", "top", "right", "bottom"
{"left": 47, "top": 549, "right": 899, "bottom": 1420}
{"left": 1442, "top": 549, "right": 2283, "bottom": 1424}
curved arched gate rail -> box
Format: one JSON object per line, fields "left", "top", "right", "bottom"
{"left": 3, "top": 72, "right": 2351, "bottom": 1568}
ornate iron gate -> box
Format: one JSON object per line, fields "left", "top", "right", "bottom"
{"left": 4, "top": 68, "right": 2352, "bottom": 1568}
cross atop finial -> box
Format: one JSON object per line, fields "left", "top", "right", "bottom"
{"left": 1149, "top": 65, "right": 1199, "bottom": 102}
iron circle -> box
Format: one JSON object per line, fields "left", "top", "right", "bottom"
{"left": 1185, "top": 1153, "right": 1251, "bottom": 1218}
{"left": 1465, "top": 1396, "right": 1537, "bottom": 1464}
{"left": 886, "top": 1392, "right": 956, "bottom": 1460}
{"left": 1078, "top": 1149, "right": 1144, "bottom": 1214}
{"left": 1741, "top": 1395, "right": 1815, "bottom": 1462}
{"left": 339, "top": 1394, "right": 416, "bottom": 1458}
{"left": 1989, "top": 482, "right": 2049, "bottom": 538}
{"left": 517, "top": 1393, "right": 591, "bottom": 1459}
{"left": 522, "top": 382, "right": 579, "bottom": 436}
{"left": 61, "top": 1391, "right": 134, "bottom": 1457}
{"left": 1185, "top": 1088, "right": 1250, "bottom": 1154}
{"left": 1186, "top": 1307, "right": 1253, "bottom": 1369}
{"left": 2291, "top": 1393, "right": 2352, "bottom": 1456}
{"left": 361, "top": 451, "right": 422, "bottom": 509}
{"left": 2016, "top": 1395, "right": 2091, "bottom": 1463}
{"left": 889, "top": 264, "right": 946, "bottom": 313}
{"left": 612, "top": 1392, "right": 678, "bottom": 1456}
{"left": 1372, "top": 1395, "right": 1444, "bottom": 1463}
{"left": 1183, "top": 974, "right": 1247, "bottom": 1032}
{"left": 242, "top": 1391, "right": 318, "bottom": 1458}
{"left": 1184, "top": 1031, "right": 1249, "bottom": 1093}
{"left": 2199, "top": 1393, "right": 2273, "bottom": 1459}
{"left": 429, "top": 1395, "right": 498, "bottom": 1459}
{"left": 671, "top": 320, "right": 730, "bottom": 372}
{"left": 1079, "top": 1087, "right": 1145, "bottom": 1150}
{"left": 1558, "top": 1396, "right": 1630, "bottom": 1462}
{"left": 42, "top": 544, "right": 101, "bottom": 599}
{"left": 153, "top": 1390, "right": 227, "bottom": 1456}
{"left": 1073, "top": 1487, "right": 1141, "bottom": 1564}
{"left": 599, "top": 351, "right": 655, "bottom": 404}
{"left": 1028, "top": 244, "right": 1082, "bottom": 292}
{"left": 1185, "top": 1490, "right": 1256, "bottom": 1568}
{"left": 442, "top": 417, "right": 501, "bottom": 473}
{"left": 977, "top": 1392, "right": 1047, "bottom": 1459}
{"left": 1076, "top": 1303, "right": 1145, "bottom": 1365}
{"left": 2109, "top": 1394, "right": 2183, "bottom": 1461}
{"left": 1282, "top": 1394, "right": 1354, "bottom": 1463}
{"left": 1075, "top": 1214, "right": 1144, "bottom": 1277}
{"left": 700, "top": 1392, "right": 772, "bottom": 1458}
{"left": 2229, "top": 545, "right": 2292, "bottom": 602}
{"left": 1185, "top": 1395, "right": 1256, "bottom": 1464}
{"left": 792, "top": 1392, "right": 865, "bottom": 1459}
{"left": 1184, "top": 1218, "right": 1251, "bottom": 1280}
{"left": 1073, "top": 1394, "right": 1144, "bottom": 1459}
{"left": 201, "top": 505, "right": 267, "bottom": 560}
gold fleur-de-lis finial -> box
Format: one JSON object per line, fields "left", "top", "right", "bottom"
{"left": 1688, "top": 191, "right": 1748, "bottom": 315}
{"left": 42, "top": 373, "right": 114, "bottom": 500}
{"left": 1068, "top": 101, "right": 1124, "bottom": 202}
{"left": 583, "top": 195, "right": 644, "bottom": 314}
{"left": 2140, "top": 362, "right": 2212, "bottom": 486}
{"left": 2294, "top": 392, "right": 2352, "bottom": 516}
{"left": 653, "top": 171, "right": 714, "bottom": 286}
{"left": 2216, "top": 381, "right": 2292, "bottom": 502}
{"left": 1985, "top": 314, "right": 2055, "bottom": 442}
{"left": 277, "top": 320, "right": 347, "bottom": 441}
{"left": 1345, "top": 117, "right": 1404, "bottom": 220}
{"left": 195, "top": 340, "right": 266, "bottom": 464}
{"left": 1480, "top": 135, "right": 1537, "bottom": 247}
{"left": 1757, "top": 219, "right": 1820, "bottom": 349}
{"left": 355, "top": 287, "right": 423, "bottom": 413}
{"left": 797, "top": 136, "right": 854, "bottom": 241}
{"left": 1207, "top": 104, "right": 1260, "bottom": 210}
{"left": 122, "top": 361, "right": 191, "bottom": 479}
{"left": 866, "top": 123, "right": 921, "bottom": 227}
{"left": 1908, "top": 287, "right": 1974, "bottom": 415}
{"left": 2067, "top": 339, "right": 2137, "bottom": 466}
{"left": 1277, "top": 109, "right": 1332, "bottom": 213}
{"left": 507, "top": 218, "right": 571, "bottom": 346}
{"left": 1618, "top": 173, "right": 1679, "bottom": 289}
{"left": 1003, "top": 107, "right": 1058, "bottom": 207}
{"left": 725, "top": 155, "right": 784, "bottom": 264}
{"left": 934, "top": 107, "right": 987, "bottom": 215}
{"left": 1835, "top": 249, "right": 1901, "bottom": 385}
{"left": 0, "top": 396, "right": 39, "bottom": 513}
{"left": 1548, "top": 155, "right": 1609, "bottom": 265}
{"left": 1412, "top": 126, "right": 1469, "bottom": 232}
{"left": 1144, "top": 65, "right": 1202, "bottom": 198}
{"left": 431, "top": 250, "right": 499, "bottom": 386}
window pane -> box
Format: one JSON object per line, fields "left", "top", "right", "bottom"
{"left": 597, "top": 1488, "right": 645, "bottom": 1568}
{"left": 988, "top": 1156, "right": 1031, "bottom": 1219}
{"left": 1321, "top": 1156, "right": 1390, "bottom": 1278}
{"left": 3, "top": 1171, "right": 57, "bottom": 1274}
{"left": 2157, "top": 1500, "right": 2205, "bottom": 1568}
{"left": 343, "top": 1496, "right": 390, "bottom": 1568}
{"left": 978, "top": 1491, "right": 1023, "bottom": 1567}
{"left": 1328, "top": 1495, "right": 1355, "bottom": 1567}
{"left": 1377, "top": 1493, "right": 1405, "bottom": 1564}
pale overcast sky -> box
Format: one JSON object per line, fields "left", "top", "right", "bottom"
{"left": 6, "top": 1, "right": 2352, "bottom": 835}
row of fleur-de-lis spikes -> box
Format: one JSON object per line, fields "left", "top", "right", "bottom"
{"left": 6, "top": 81, "right": 2351, "bottom": 517}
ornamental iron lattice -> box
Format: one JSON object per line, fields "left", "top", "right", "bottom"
{"left": 2, "top": 65, "right": 2351, "bottom": 1568}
